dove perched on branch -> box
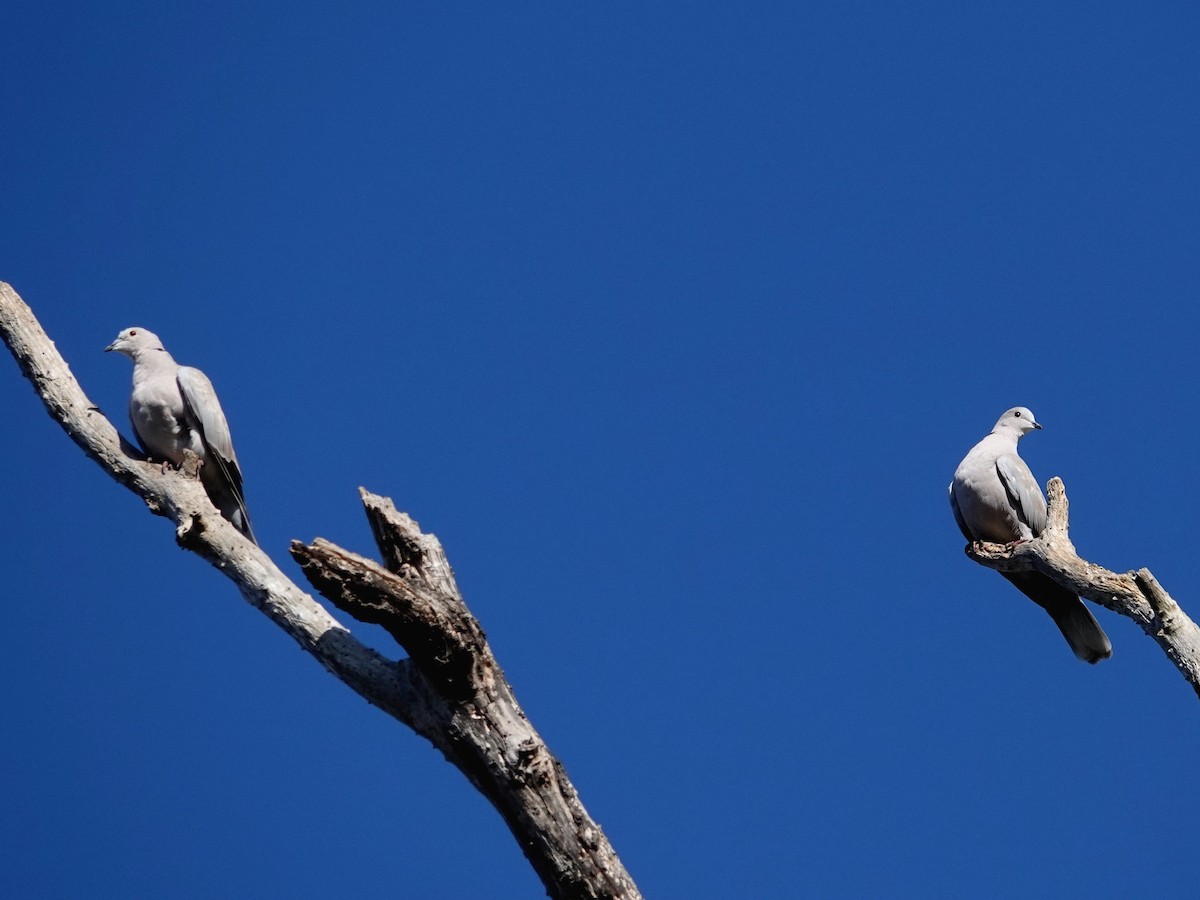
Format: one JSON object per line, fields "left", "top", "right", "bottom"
{"left": 950, "top": 407, "right": 1110, "bottom": 663}
{"left": 106, "top": 327, "right": 256, "bottom": 543}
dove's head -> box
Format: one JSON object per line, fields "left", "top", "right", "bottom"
{"left": 105, "top": 327, "right": 165, "bottom": 359}
{"left": 992, "top": 406, "right": 1042, "bottom": 437}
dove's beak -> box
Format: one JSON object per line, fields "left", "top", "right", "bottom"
{"left": 1033, "top": 421, "right": 1043, "bottom": 429}
{"left": 104, "top": 341, "right": 117, "bottom": 352}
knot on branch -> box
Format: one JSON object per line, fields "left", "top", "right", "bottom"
{"left": 179, "top": 449, "right": 204, "bottom": 480}
{"left": 176, "top": 512, "right": 206, "bottom": 549}
{"left": 514, "top": 739, "right": 555, "bottom": 788}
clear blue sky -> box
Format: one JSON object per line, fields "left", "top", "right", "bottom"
{"left": 3, "top": 3, "right": 1199, "bottom": 898}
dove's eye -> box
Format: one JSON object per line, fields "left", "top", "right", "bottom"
{"left": 129, "top": 329, "right": 138, "bottom": 336}
{"left": 1014, "top": 411, "right": 1022, "bottom": 417}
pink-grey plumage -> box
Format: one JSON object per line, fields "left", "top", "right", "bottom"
{"left": 106, "top": 327, "right": 256, "bottom": 543}
{"left": 949, "top": 407, "right": 1110, "bottom": 663}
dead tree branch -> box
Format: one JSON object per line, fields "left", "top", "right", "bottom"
{"left": 0, "top": 281, "right": 641, "bottom": 900}
{"left": 291, "top": 494, "right": 637, "bottom": 899}
{"left": 966, "top": 477, "right": 1200, "bottom": 697}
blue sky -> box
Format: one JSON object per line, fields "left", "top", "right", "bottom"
{"left": 3, "top": 3, "right": 1199, "bottom": 897}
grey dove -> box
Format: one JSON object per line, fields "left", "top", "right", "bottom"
{"left": 106, "top": 327, "right": 256, "bottom": 543}
{"left": 949, "top": 407, "right": 1110, "bottom": 663}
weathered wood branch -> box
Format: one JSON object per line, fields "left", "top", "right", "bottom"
{"left": 966, "top": 477, "right": 1200, "bottom": 697}
{"left": 292, "top": 496, "right": 640, "bottom": 900}
{"left": 0, "top": 281, "right": 641, "bottom": 900}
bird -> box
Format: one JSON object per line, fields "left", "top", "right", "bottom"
{"left": 949, "top": 407, "right": 1111, "bottom": 663}
{"left": 106, "top": 327, "right": 256, "bottom": 543}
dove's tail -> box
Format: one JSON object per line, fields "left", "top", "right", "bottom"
{"left": 199, "top": 453, "right": 257, "bottom": 545}
{"left": 1002, "top": 572, "right": 1112, "bottom": 664}
{"left": 212, "top": 483, "right": 256, "bottom": 545}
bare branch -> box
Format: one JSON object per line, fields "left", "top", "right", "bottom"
{"left": 966, "top": 477, "right": 1200, "bottom": 697}
{"left": 292, "top": 508, "right": 641, "bottom": 900}
{"left": 0, "top": 281, "right": 641, "bottom": 900}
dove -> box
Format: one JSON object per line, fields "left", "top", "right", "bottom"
{"left": 949, "top": 407, "right": 1110, "bottom": 663}
{"left": 106, "top": 327, "right": 256, "bottom": 543}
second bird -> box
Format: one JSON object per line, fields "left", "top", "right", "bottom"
{"left": 949, "top": 407, "right": 1111, "bottom": 663}
{"left": 106, "top": 327, "right": 256, "bottom": 543}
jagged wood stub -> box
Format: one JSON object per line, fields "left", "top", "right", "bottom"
{"left": 292, "top": 500, "right": 641, "bottom": 900}
{"left": 965, "top": 477, "right": 1200, "bottom": 697}
{"left": 0, "top": 281, "right": 641, "bottom": 900}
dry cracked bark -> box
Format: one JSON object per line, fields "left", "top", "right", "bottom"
{"left": 0, "top": 281, "right": 642, "bottom": 900}
{"left": 963, "top": 477, "right": 1200, "bottom": 697}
